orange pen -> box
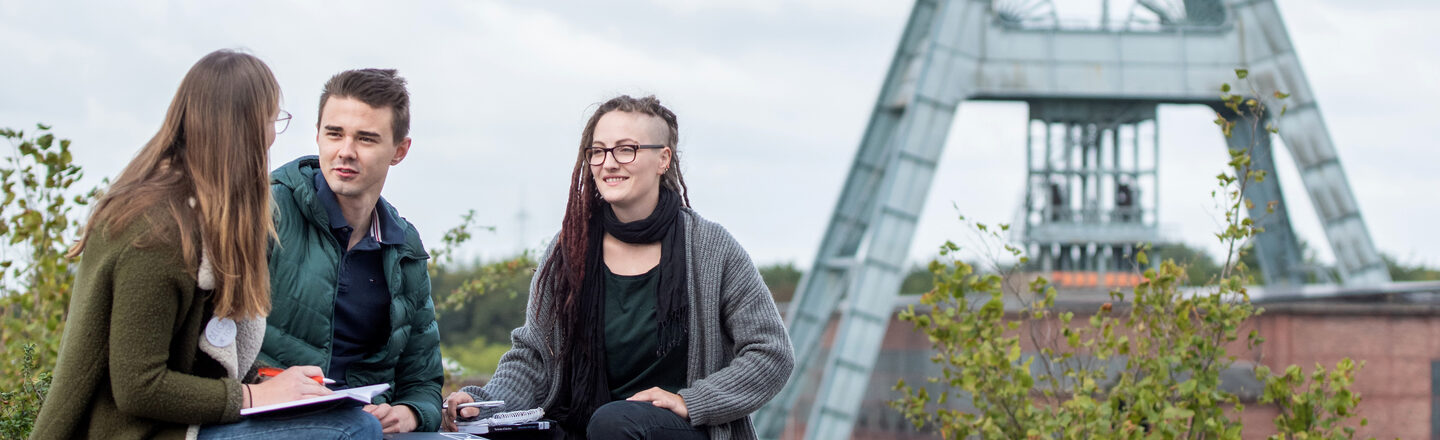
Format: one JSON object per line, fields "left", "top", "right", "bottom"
{"left": 256, "top": 367, "right": 336, "bottom": 385}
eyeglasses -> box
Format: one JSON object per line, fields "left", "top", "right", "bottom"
{"left": 275, "top": 110, "right": 292, "bottom": 134}
{"left": 586, "top": 144, "right": 664, "bottom": 166}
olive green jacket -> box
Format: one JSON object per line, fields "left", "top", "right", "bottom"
{"left": 31, "top": 211, "right": 246, "bottom": 439}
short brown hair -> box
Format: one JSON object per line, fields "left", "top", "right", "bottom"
{"left": 317, "top": 68, "right": 411, "bottom": 141}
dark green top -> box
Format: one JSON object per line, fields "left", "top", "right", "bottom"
{"left": 604, "top": 264, "right": 689, "bottom": 401}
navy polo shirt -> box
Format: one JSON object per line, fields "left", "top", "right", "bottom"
{"left": 314, "top": 171, "right": 406, "bottom": 387}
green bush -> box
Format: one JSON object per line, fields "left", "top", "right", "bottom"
{"left": 891, "top": 71, "right": 1372, "bottom": 439}
{"left": 0, "top": 345, "right": 51, "bottom": 440}
{"left": 424, "top": 210, "right": 539, "bottom": 391}
{"left": 0, "top": 124, "right": 97, "bottom": 440}
{"left": 442, "top": 337, "right": 515, "bottom": 381}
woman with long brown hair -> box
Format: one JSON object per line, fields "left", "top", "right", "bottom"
{"left": 31, "top": 49, "right": 380, "bottom": 440}
{"left": 442, "top": 95, "right": 794, "bottom": 439}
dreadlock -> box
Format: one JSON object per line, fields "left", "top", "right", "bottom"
{"left": 538, "top": 94, "right": 690, "bottom": 345}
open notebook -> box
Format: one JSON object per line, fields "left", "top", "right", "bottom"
{"left": 240, "top": 383, "right": 389, "bottom": 416}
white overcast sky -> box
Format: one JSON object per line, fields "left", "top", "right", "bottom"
{"left": 2, "top": 0, "right": 1436, "bottom": 274}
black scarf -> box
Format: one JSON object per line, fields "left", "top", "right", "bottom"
{"left": 555, "top": 188, "right": 689, "bottom": 431}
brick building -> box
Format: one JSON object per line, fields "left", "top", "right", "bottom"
{"left": 776, "top": 281, "right": 1440, "bottom": 439}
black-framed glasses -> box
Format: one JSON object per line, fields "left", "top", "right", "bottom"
{"left": 275, "top": 110, "right": 292, "bottom": 134}
{"left": 587, "top": 144, "right": 664, "bottom": 166}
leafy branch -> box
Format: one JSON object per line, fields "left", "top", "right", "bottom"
{"left": 890, "top": 69, "right": 1373, "bottom": 439}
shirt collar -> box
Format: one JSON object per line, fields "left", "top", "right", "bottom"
{"left": 312, "top": 171, "right": 405, "bottom": 246}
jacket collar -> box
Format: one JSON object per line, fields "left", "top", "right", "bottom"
{"left": 272, "top": 155, "right": 427, "bottom": 259}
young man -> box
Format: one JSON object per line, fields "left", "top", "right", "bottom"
{"left": 261, "top": 68, "right": 442, "bottom": 433}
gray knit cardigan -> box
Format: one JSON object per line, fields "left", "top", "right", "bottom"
{"left": 461, "top": 208, "right": 794, "bottom": 440}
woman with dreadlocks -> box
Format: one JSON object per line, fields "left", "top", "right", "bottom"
{"left": 442, "top": 95, "right": 793, "bottom": 439}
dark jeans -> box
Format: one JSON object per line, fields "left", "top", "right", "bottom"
{"left": 480, "top": 401, "right": 707, "bottom": 440}
{"left": 586, "top": 400, "right": 707, "bottom": 440}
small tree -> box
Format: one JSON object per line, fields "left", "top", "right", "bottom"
{"left": 424, "top": 210, "right": 538, "bottom": 391}
{"left": 892, "top": 70, "right": 1370, "bottom": 439}
{"left": 425, "top": 209, "right": 536, "bottom": 313}
{"left": 0, "top": 124, "right": 100, "bottom": 440}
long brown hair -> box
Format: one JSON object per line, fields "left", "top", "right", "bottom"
{"left": 539, "top": 95, "right": 691, "bottom": 335}
{"left": 69, "top": 49, "right": 280, "bottom": 320}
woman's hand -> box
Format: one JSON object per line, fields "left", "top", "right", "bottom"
{"left": 441, "top": 391, "right": 483, "bottom": 432}
{"left": 245, "top": 365, "right": 331, "bottom": 408}
{"left": 627, "top": 387, "right": 688, "bottom": 420}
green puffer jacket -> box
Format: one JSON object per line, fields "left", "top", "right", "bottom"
{"left": 259, "top": 155, "right": 443, "bottom": 431}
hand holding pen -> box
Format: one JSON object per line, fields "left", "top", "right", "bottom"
{"left": 257, "top": 367, "right": 335, "bottom": 385}
{"left": 245, "top": 365, "right": 332, "bottom": 408}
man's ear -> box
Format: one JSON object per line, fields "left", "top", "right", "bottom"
{"left": 391, "top": 137, "right": 412, "bottom": 166}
